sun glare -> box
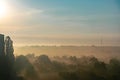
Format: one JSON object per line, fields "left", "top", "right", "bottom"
{"left": 0, "top": 1, "right": 8, "bottom": 18}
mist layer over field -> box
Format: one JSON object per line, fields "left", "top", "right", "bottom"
{"left": 14, "top": 46, "right": 120, "bottom": 61}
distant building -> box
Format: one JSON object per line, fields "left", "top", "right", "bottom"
{"left": 0, "top": 34, "right": 5, "bottom": 56}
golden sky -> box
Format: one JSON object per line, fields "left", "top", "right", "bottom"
{"left": 0, "top": 0, "right": 120, "bottom": 46}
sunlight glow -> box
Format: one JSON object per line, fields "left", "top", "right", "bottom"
{"left": 0, "top": 1, "right": 8, "bottom": 18}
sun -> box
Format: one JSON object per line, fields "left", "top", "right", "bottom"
{"left": 0, "top": 1, "right": 8, "bottom": 18}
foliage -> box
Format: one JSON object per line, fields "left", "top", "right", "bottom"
{"left": 14, "top": 54, "right": 120, "bottom": 80}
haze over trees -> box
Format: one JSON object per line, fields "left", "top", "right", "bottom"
{"left": 15, "top": 54, "right": 120, "bottom": 80}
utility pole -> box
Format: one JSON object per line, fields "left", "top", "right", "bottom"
{"left": 100, "top": 36, "right": 104, "bottom": 47}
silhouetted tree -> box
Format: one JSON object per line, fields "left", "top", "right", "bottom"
{"left": 15, "top": 55, "right": 39, "bottom": 80}
{"left": 0, "top": 34, "right": 17, "bottom": 80}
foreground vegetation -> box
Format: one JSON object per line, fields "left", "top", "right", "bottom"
{"left": 15, "top": 54, "right": 120, "bottom": 80}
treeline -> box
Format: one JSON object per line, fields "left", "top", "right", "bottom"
{"left": 15, "top": 54, "right": 120, "bottom": 80}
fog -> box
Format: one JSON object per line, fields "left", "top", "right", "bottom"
{"left": 14, "top": 46, "right": 120, "bottom": 62}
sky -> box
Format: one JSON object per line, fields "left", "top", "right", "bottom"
{"left": 0, "top": 0, "right": 120, "bottom": 46}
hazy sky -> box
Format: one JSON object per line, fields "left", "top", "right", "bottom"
{"left": 0, "top": 0, "right": 120, "bottom": 46}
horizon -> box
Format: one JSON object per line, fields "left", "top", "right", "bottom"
{"left": 14, "top": 45, "right": 120, "bottom": 47}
